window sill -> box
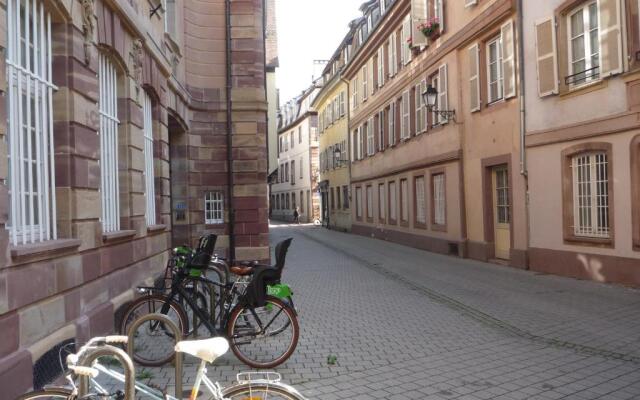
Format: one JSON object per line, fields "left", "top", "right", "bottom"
{"left": 564, "top": 235, "right": 613, "bottom": 248}
{"left": 103, "top": 230, "right": 137, "bottom": 243}
{"left": 10, "top": 238, "right": 82, "bottom": 259}
{"left": 432, "top": 223, "right": 447, "bottom": 232}
{"left": 414, "top": 222, "right": 427, "bottom": 230}
{"left": 147, "top": 224, "right": 167, "bottom": 234}
{"left": 560, "top": 79, "right": 607, "bottom": 99}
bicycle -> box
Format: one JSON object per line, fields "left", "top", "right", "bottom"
{"left": 120, "top": 237, "right": 299, "bottom": 369}
{"left": 16, "top": 335, "right": 307, "bottom": 400}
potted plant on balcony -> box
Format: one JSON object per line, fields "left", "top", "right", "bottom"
{"left": 418, "top": 18, "right": 440, "bottom": 41}
{"left": 407, "top": 36, "right": 421, "bottom": 56}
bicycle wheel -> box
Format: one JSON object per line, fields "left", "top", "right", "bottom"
{"left": 119, "top": 294, "right": 188, "bottom": 366}
{"left": 222, "top": 382, "right": 306, "bottom": 400}
{"left": 227, "top": 295, "right": 299, "bottom": 368}
{"left": 16, "top": 388, "right": 72, "bottom": 400}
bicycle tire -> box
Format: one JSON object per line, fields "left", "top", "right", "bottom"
{"left": 222, "top": 382, "right": 307, "bottom": 400}
{"left": 226, "top": 295, "right": 299, "bottom": 369}
{"left": 119, "top": 293, "right": 188, "bottom": 366}
{"left": 16, "top": 388, "right": 73, "bottom": 400}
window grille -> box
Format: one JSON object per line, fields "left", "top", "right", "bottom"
{"left": 415, "top": 176, "right": 426, "bottom": 224}
{"left": 143, "top": 92, "right": 157, "bottom": 226}
{"left": 433, "top": 174, "right": 446, "bottom": 225}
{"left": 99, "top": 53, "right": 120, "bottom": 232}
{"left": 495, "top": 168, "right": 510, "bottom": 224}
{"left": 7, "top": 0, "right": 58, "bottom": 245}
{"left": 572, "top": 152, "right": 609, "bottom": 237}
{"left": 205, "top": 191, "right": 224, "bottom": 224}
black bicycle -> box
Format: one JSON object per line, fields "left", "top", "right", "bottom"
{"left": 120, "top": 235, "right": 299, "bottom": 369}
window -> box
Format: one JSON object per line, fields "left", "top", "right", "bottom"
{"left": 353, "top": 76, "right": 359, "bottom": 109}
{"left": 286, "top": 193, "right": 290, "bottom": 209}
{"left": 343, "top": 186, "right": 350, "bottom": 209}
{"left": 331, "top": 187, "right": 335, "bottom": 209}
{"left": 7, "top": 0, "right": 57, "bottom": 244}
{"left": 568, "top": 1, "right": 600, "bottom": 85}
{"left": 388, "top": 103, "right": 396, "bottom": 146}
{"left": 365, "top": 185, "right": 373, "bottom": 220}
{"left": 432, "top": 173, "right": 446, "bottom": 226}
{"left": 378, "top": 183, "right": 386, "bottom": 221}
{"left": 496, "top": 168, "right": 510, "bottom": 224}
{"left": 400, "top": 179, "right": 409, "bottom": 223}
{"left": 291, "top": 160, "right": 295, "bottom": 184}
{"left": 292, "top": 192, "right": 296, "bottom": 209}
{"left": 487, "top": 35, "right": 504, "bottom": 103}
{"left": 340, "top": 91, "right": 346, "bottom": 117}
{"left": 290, "top": 132, "right": 294, "bottom": 148}
{"left": 362, "top": 66, "right": 368, "bottom": 101}
{"left": 300, "top": 190, "right": 304, "bottom": 213}
{"left": 377, "top": 47, "right": 385, "bottom": 88}
{"left": 572, "top": 152, "right": 609, "bottom": 238}
{"left": 389, "top": 181, "right": 397, "bottom": 222}
{"left": 431, "top": 64, "right": 449, "bottom": 125}
{"left": 401, "top": 92, "right": 410, "bottom": 139}
{"left": 378, "top": 111, "right": 385, "bottom": 151}
{"left": 357, "top": 127, "right": 364, "bottom": 160}
{"left": 285, "top": 163, "right": 289, "bottom": 182}
{"left": 415, "top": 81, "right": 426, "bottom": 134}
{"left": 336, "top": 187, "right": 341, "bottom": 210}
{"left": 205, "top": 192, "right": 224, "bottom": 224}
{"left": 99, "top": 53, "right": 121, "bottom": 233}
{"left": 356, "top": 187, "right": 363, "bottom": 219}
{"left": 298, "top": 127, "right": 302, "bottom": 143}
{"left": 367, "top": 120, "right": 374, "bottom": 156}
{"left": 415, "top": 176, "right": 426, "bottom": 225}
{"left": 300, "top": 157, "right": 303, "bottom": 179}
{"left": 143, "top": 92, "right": 157, "bottom": 226}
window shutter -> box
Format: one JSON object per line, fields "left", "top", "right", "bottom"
{"left": 369, "top": 59, "right": 375, "bottom": 97}
{"left": 392, "top": 32, "right": 398, "bottom": 75}
{"left": 437, "top": 0, "right": 445, "bottom": 33}
{"left": 411, "top": 0, "right": 428, "bottom": 47}
{"left": 464, "top": 0, "right": 477, "bottom": 7}
{"left": 378, "top": 47, "right": 384, "bottom": 87}
{"left": 402, "top": 17, "right": 412, "bottom": 64}
{"left": 438, "top": 63, "right": 449, "bottom": 124}
{"left": 501, "top": 20, "right": 516, "bottom": 99}
{"left": 534, "top": 17, "right": 558, "bottom": 97}
{"left": 388, "top": 35, "right": 394, "bottom": 77}
{"left": 597, "top": 0, "right": 623, "bottom": 77}
{"left": 469, "top": 44, "right": 481, "bottom": 112}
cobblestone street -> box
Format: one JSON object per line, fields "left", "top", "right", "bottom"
{"left": 103, "top": 224, "right": 640, "bottom": 399}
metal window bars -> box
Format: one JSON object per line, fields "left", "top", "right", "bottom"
{"left": 572, "top": 152, "right": 609, "bottom": 238}
{"left": 143, "top": 92, "right": 156, "bottom": 226}
{"left": 99, "top": 53, "right": 120, "bottom": 233}
{"left": 7, "top": 0, "right": 57, "bottom": 245}
{"left": 565, "top": 65, "right": 600, "bottom": 86}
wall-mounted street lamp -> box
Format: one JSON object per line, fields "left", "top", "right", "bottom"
{"left": 333, "top": 147, "right": 349, "bottom": 167}
{"left": 422, "top": 84, "right": 456, "bottom": 122}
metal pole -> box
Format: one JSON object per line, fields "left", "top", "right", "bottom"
{"left": 77, "top": 345, "right": 136, "bottom": 400}
{"left": 126, "top": 313, "right": 183, "bottom": 398}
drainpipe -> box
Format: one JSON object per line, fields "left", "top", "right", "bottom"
{"left": 340, "top": 76, "right": 352, "bottom": 219}
{"left": 517, "top": 0, "right": 527, "bottom": 177}
{"left": 517, "top": 0, "right": 531, "bottom": 264}
{"left": 225, "top": 0, "right": 236, "bottom": 261}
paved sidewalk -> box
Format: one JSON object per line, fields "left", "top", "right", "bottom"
{"left": 97, "top": 225, "right": 640, "bottom": 399}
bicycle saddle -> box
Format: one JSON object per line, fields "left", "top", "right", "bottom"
{"left": 174, "top": 337, "right": 229, "bottom": 363}
{"left": 230, "top": 260, "right": 259, "bottom": 276}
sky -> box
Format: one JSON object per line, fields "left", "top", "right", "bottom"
{"left": 275, "top": 0, "right": 364, "bottom": 106}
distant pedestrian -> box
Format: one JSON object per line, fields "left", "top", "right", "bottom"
{"left": 293, "top": 207, "right": 300, "bottom": 224}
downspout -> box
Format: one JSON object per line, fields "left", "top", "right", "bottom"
{"left": 262, "top": 0, "right": 271, "bottom": 220}
{"left": 516, "top": 0, "right": 531, "bottom": 264}
{"left": 340, "top": 76, "right": 352, "bottom": 226}
{"left": 517, "top": 0, "right": 527, "bottom": 177}
{"left": 225, "top": 0, "right": 236, "bottom": 261}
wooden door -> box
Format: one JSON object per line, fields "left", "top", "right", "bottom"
{"left": 492, "top": 166, "right": 511, "bottom": 259}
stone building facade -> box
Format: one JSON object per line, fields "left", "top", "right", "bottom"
{"left": 0, "top": 0, "right": 271, "bottom": 396}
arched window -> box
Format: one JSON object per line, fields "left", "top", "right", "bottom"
{"left": 143, "top": 92, "right": 156, "bottom": 226}
{"left": 99, "top": 52, "right": 121, "bottom": 232}
{"left": 7, "top": 0, "right": 57, "bottom": 245}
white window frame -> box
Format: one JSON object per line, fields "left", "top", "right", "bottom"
{"left": 433, "top": 173, "right": 446, "bottom": 225}
{"left": 205, "top": 191, "right": 224, "bottom": 224}
{"left": 572, "top": 152, "right": 609, "bottom": 238}
{"left": 7, "top": 0, "right": 58, "bottom": 245}
{"left": 389, "top": 181, "right": 397, "bottom": 221}
{"left": 99, "top": 53, "right": 121, "bottom": 233}
{"left": 401, "top": 91, "right": 410, "bottom": 139}
{"left": 567, "top": 1, "right": 600, "bottom": 86}
{"left": 415, "top": 81, "right": 426, "bottom": 134}
{"left": 415, "top": 176, "right": 426, "bottom": 224}
{"left": 487, "top": 35, "right": 504, "bottom": 103}
{"left": 353, "top": 76, "right": 359, "bottom": 109}
{"left": 357, "top": 126, "right": 364, "bottom": 160}
{"left": 388, "top": 102, "right": 396, "bottom": 146}
{"left": 367, "top": 119, "right": 374, "bottom": 156}
{"left": 362, "top": 65, "right": 368, "bottom": 101}
{"left": 143, "top": 92, "right": 157, "bottom": 226}
{"left": 378, "top": 110, "right": 385, "bottom": 151}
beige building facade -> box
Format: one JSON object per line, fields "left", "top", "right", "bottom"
{"left": 524, "top": 0, "right": 640, "bottom": 285}
{"left": 0, "top": 0, "right": 272, "bottom": 395}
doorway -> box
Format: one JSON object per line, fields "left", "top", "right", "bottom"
{"left": 492, "top": 165, "right": 511, "bottom": 259}
{"left": 168, "top": 114, "right": 190, "bottom": 246}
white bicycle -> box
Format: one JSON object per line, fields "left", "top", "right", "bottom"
{"left": 16, "top": 336, "right": 307, "bottom": 400}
